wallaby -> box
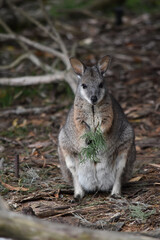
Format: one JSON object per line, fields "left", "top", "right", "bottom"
{"left": 58, "top": 56, "right": 136, "bottom": 200}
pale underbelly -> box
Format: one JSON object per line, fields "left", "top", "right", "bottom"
{"left": 77, "top": 155, "right": 116, "bottom": 192}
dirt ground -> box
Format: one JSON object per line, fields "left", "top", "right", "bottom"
{"left": 0, "top": 12, "right": 160, "bottom": 233}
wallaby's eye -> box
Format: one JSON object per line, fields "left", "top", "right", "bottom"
{"left": 99, "top": 82, "right": 103, "bottom": 88}
{"left": 81, "top": 84, "right": 87, "bottom": 89}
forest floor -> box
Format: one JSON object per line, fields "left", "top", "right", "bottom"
{"left": 0, "top": 11, "right": 160, "bottom": 233}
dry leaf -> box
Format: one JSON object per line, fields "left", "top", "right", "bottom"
{"left": 28, "top": 131, "right": 36, "bottom": 137}
{"left": 12, "top": 118, "right": 18, "bottom": 127}
{"left": 136, "top": 145, "right": 141, "bottom": 152}
{"left": 129, "top": 175, "right": 143, "bottom": 182}
{"left": 19, "top": 119, "right": 27, "bottom": 127}
{"left": 155, "top": 127, "right": 160, "bottom": 133}
{"left": 29, "top": 119, "right": 44, "bottom": 126}
{"left": 0, "top": 180, "right": 29, "bottom": 191}
{"left": 28, "top": 141, "right": 51, "bottom": 149}
{"left": 54, "top": 189, "right": 60, "bottom": 199}
{"left": 148, "top": 163, "right": 160, "bottom": 169}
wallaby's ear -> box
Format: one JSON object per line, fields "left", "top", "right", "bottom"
{"left": 97, "top": 55, "right": 111, "bottom": 76}
{"left": 70, "top": 58, "right": 85, "bottom": 77}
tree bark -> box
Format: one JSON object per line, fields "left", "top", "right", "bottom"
{"left": 0, "top": 210, "right": 156, "bottom": 240}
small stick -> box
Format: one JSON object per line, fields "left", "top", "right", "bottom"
{"left": 15, "top": 155, "right": 20, "bottom": 178}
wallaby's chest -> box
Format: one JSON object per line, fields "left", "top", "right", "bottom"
{"left": 82, "top": 105, "right": 104, "bottom": 130}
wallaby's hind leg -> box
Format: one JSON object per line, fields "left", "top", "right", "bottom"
{"left": 61, "top": 148, "right": 84, "bottom": 199}
{"left": 111, "top": 150, "right": 128, "bottom": 196}
{"left": 58, "top": 146, "right": 72, "bottom": 183}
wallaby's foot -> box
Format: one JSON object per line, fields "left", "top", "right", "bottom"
{"left": 70, "top": 192, "right": 84, "bottom": 203}
{"left": 74, "top": 188, "right": 84, "bottom": 200}
{"left": 70, "top": 197, "right": 80, "bottom": 204}
{"left": 110, "top": 193, "right": 122, "bottom": 199}
{"left": 73, "top": 194, "right": 83, "bottom": 203}
{"left": 111, "top": 184, "right": 121, "bottom": 197}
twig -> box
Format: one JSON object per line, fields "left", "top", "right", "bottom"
{"left": 0, "top": 17, "right": 28, "bottom": 51}
{"left": 0, "top": 53, "right": 30, "bottom": 70}
{"left": 26, "top": 53, "right": 54, "bottom": 72}
{"left": 70, "top": 42, "right": 78, "bottom": 57}
{"left": 0, "top": 137, "right": 24, "bottom": 147}
{"left": 15, "top": 155, "right": 20, "bottom": 178}
{"left": 39, "top": 0, "right": 69, "bottom": 65}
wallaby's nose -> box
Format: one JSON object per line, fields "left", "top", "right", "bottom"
{"left": 91, "top": 95, "right": 97, "bottom": 104}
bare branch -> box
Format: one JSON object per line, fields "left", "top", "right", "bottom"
{"left": 0, "top": 72, "right": 65, "bottom": 86}
{"left": 39, "top": 0, "right": 69, "bottom": 62}
{"left": 0, "top": 33, "right": 66, "bottom": 64}
{"left": 7, "top": 0, "right": 58, "bottom": 43}
{"left": 0, "top": 17, "right": 28, "bottom": 51}
{"left": 0, "top": 53, "right": 53, "bottom": 72}
{"left": 6, "top": 0, "right": 70, "bottom": 68}
{"left": 0, "top": 53, "right": 30, "bottom": 70}
{"left": 0, "top": 17, "right": 53, "bottom": 73}
{"left": 0, "top": 4, "right": 75, "bottom": 91}
{"left": 27, "top": 54, "right": 54, "bottom": 72}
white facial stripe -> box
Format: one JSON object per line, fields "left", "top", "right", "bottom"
{"left": 80, "top": 88, "right": 92, "bottom": 104}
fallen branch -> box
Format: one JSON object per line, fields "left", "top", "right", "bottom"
{"left": 0, "top": 71, "right": 65, "bottom": 86}
{"left": 0, "top": 105, "right": 54, "bottom": 117}
{"left": 0, "top": 69, "right": 77, "bottom": 93}
{"left": 0, "top": 206, "right": 156, "bottom": 240}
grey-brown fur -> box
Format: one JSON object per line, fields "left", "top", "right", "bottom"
{"left": 58, "top": 56, "right": 136, "bottom": 199}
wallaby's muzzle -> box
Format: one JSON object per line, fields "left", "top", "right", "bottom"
{"left": 91, "top": 95, "right": 97, "bottom": 104}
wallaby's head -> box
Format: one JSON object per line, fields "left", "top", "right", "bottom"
{"left": 70, "top": 56, "right": 111, "bottom": 105}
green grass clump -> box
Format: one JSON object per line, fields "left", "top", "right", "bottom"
{"left": 80, "top": 126, "right": 106, "bottom": 164}
{"left": 129, "top": 204, "right": 156, "bottom": 222}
